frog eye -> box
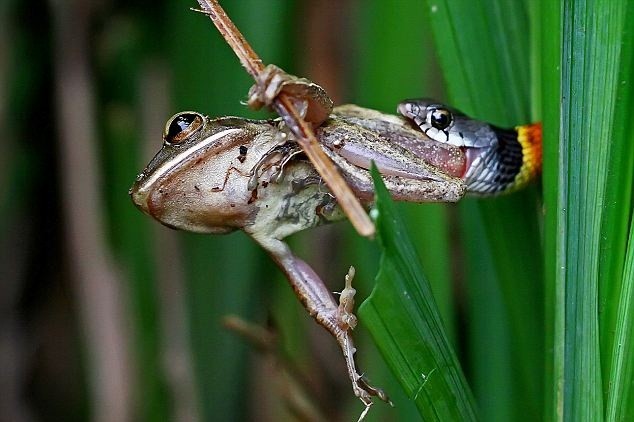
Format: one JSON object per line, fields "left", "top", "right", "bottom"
{"left": 164, "top": 112, "right": 204, "bottom": 145}
{"left": 427, "top": 107, "right": 453, "bottom": 131}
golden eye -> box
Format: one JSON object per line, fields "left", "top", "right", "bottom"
{"left": 164, "top": 112, "right": 204, "bottom": 145}
{"left": 428, "top": 108, "right": 453, "bottom": 130}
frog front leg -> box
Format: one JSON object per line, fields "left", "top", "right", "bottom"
{"left": 248, "top": 64, "right": 334, "bottom": 128}
{"left": 248, "top": 231, "right": 391, "bottom": 413}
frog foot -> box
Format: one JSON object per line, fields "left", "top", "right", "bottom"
{"left": 357, "top": 376, "right": 393, "bottom": 421}
{"left": 335, "top": 267, "right": 392, "bottom": 419}
{"left": 247, "top": 64, "right": 334, "bottom": 127}
{"left": 339, "top": 332, "right": 392, "bottom": 421}
{"left": 337, "top": 266, "right": 358, "bottom": 330}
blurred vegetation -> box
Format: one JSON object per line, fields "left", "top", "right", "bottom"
{"left": 2, "top": 0, "right": 633, "bottom": 421}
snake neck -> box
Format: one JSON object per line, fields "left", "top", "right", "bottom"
{"left": 511, "top": 122, "right": 543, "bottom": 192}
{"left": 464, "top": 122, "right": 542, "bottom": 195}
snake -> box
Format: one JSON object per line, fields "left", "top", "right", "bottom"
{"left": 398, "top": 99, "right": 542, "bottom": 195}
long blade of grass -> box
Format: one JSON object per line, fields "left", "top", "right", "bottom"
{"left": 603, "top": 0, "right": 634, "bottom": 418}
{"left": 422, "top": 1, "right": 543, "bottom": 418}
{"left": 600, "top": 0, "right": 634, "bottom": 405}
{"left": 358, "top": 167, "right": 476, "bottom": 421}
{"left": 606, "top": 217, "right": 634, "bottom": 420}
{"left": 540, "top": 1, "right": 564, "bottom": 420}
{"left": 458, "top": 200, "right": 514, "bottom": 421}
{"left": 558, "top": 1, "right": 632, "bottom": 418}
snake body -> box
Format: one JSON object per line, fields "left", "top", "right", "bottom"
{"left": 398, "top": 99, "right": 542, "bottom": 195}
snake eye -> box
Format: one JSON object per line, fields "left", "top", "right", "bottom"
{"left": 164, "top": 112, "right": 204, "bottom": 145}
{"left": 428, "top": 107, "right": 453, "bottom": 130}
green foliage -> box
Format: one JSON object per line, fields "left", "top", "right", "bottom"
{"left": 365, "top": 1, "right": 634, "bottom": 421}
{"left": 422, "top": 0, "right": 543, "bottom": 419}
{"left": 359, "top": 168, "right": 476, "bottom": 420}
{"left": 547, "top": 1, "right": 634, "bottom": 420}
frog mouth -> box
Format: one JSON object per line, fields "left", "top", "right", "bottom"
{"left": 129, "top": 185, "right": 150, "bottom": 215}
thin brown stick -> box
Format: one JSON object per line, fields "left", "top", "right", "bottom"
{"left": 195, "top": 0, "right": 375, "bottom": 238}
{"left": 223, "top": 315, "right": 326, "bottom": 422}
{"left": 193, "top": 2, "right": 263, "bottom": 77}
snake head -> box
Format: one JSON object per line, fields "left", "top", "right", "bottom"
{"left": 397, "top": 99, "right": 498, "bottom": 149}
{"left": 398, "top": 99, "right": 541, "bottom": 196}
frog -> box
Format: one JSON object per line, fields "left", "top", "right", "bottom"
{"left": 130, "top": 65, "right": 542, "bottom": 416}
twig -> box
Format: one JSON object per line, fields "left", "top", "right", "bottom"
{"left": 223, "top": 315, "right": 326, "bottom": 422}
{"left": 194, "top": 0, "right": 375, "bottom": 238}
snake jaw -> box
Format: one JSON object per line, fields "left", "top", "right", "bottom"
{"left": 397, "top": 98, "right": 543, "bottom": 196}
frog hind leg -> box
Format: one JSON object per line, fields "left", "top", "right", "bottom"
{"left": 249, "top": 233, "right": 391, "bottom": 415}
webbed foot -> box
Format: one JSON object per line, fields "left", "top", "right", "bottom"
{"left": 335, "top": 266, "right": 392, "bottom": 420}
{"left": 248, "top": 64, "right": 334, "bottom": 127}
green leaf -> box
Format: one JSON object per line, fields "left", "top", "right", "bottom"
{"left": 600, "top": 0, "right": 634, "bottom": 408}
{"left": 602, "top": 0, "right": 634, "bottom": 419}
{"left": 422, "top": 1, "right": 543, "bottom": 418}
{"left": 553, "top": 1, "right": 630, "bottom": 419}
{"left": 540, "top": 1, "right": 564, "bottom": 420}
{"left": 606, "top": 216, "right": 634, "bottom": 420}
{"left": 358, "top": 167, "right": 477, "bottom": 421}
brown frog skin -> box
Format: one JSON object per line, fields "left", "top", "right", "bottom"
{"left": 130, "top": 67, "right": 468, "bottom": 415}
